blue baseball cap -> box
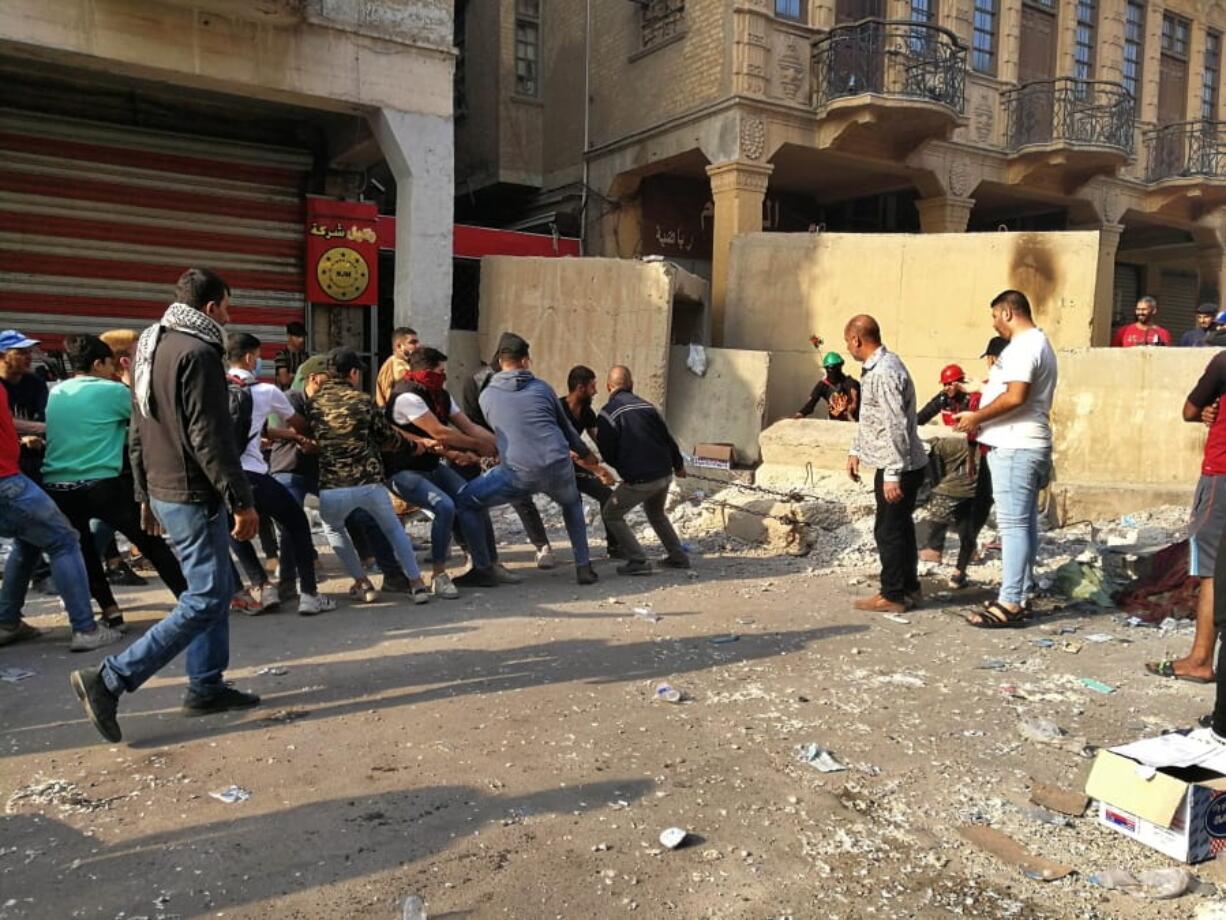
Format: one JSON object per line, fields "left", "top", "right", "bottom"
{"left": 0, "top": 330, "right": 39, "bottom": 351}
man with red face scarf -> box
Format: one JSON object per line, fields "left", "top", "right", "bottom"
{"left": 385, "top": 346, "right": 498, "bottom": 598}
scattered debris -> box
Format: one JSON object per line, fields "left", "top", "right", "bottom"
{"left": 1079, "top": 678, "right": 1116, "bottom": 694}
{"left": 260, "top": 709, "right": 309, "bottom": 724}
{"left": 1017, "top": 719, "right": 1066, "bottom": 745}
{"left": 654, "top": 684, "right": 683, "bottom": 704}
{"left": 1029, "top": 782, "right": 1090, "bottom": 817}
{"left": 1019, "top": 805, "right": 1072, "bottom": 827}
{"left": 794, "top": 743, "right": 847, "bottom": 773}
{"left": 256, "top": 666, "right": 289, "bottom": 676}
{"left": 1083, "top": 634, "right": 1117, "bottom": 644}
{"left": 1089, "top": 867, "right": 1197, "bottom": 899}
{"left": 659, "top": 827, "right": 689, "bottom": 850}
{"left": 708, "top": 634, "right": 739, "bottom": 645}
{"left": 1031, "top": 639, "right": 1054, "bottom": 649}
{"left": 402, "top": 893, "right": 427, "bottom": 920}
{"left": 978, "top": 659, "right": 1008, "bottom": 671}
{"left": 0, "top": 667, "right": 35, "bottom": 683}
{"left": 209, "top": 785, "right": 251, "bottom": 804}
{"left": 958, "top": 825, "right": 1074, "bottom": 881}
{"left": 883, "top": 613, "right": 911, "bottom": 625}
{"left": 6, "top": 778, "right": 129, "bottom": 815}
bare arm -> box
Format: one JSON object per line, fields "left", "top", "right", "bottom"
{"left": 452, "top": 410, "right": 498, "bottom": 455}
{"left": 954, "top": 381, "right": 1030, "bottom": 432}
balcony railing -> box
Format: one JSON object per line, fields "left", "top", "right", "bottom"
{"left": 810, "top": 19, "right": 966, "bottom": 113}
{"left": 1144, "top": 121, "right": 1226, "bottom": 181}
{"left": 1003, "top": 78, "right": 1135, "bottom": 154}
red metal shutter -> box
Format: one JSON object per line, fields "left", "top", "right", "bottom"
{"left": 0, "top": 109, "right": 311, "bottom": 358}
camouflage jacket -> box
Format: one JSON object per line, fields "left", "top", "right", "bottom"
{"left": 305, "top": 379, "right": 404, "bottom": 489}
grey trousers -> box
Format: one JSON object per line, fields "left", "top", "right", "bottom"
{"left": 602, "top": 476, "right": 686, "bottom": 564}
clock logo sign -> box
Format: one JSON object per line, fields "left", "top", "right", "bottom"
{"left": 316, "top": 247, "right": 370, "bottom": 302}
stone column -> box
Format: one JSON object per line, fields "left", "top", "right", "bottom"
{"left": 367, "top": 107, "right": 454, "bottom": 350}
{"left": 1090, "top": 222, "right": 1125, "bottom": 346}
{"left": 915, "top": 195, "right": 976, "bottom": 233}
{"left": 706, "top": 160, "right": 774, "bottom": 347}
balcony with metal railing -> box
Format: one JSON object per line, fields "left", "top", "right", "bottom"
{"left": 809, "top": 19, "right": 966, "bottom": 153}
{"left": 1141, "top": 120, "right": 1226, "bottom": 217}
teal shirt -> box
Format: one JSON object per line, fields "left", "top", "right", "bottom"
{"left": 42, "top": 376, "right": 132, "bottom": 483}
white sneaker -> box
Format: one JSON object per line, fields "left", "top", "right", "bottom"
{"left": 259, "top": 583, "right": 282, "bottom": 612}
{"left": 363, "top": 587, "right": 379, "bottom": 603}
{"left": 535, "top": 546, "right": 556, "bottom": 570}
{"left": 411, "top": 585, "right": 431, "bottom": 605}
{"left": 297, "top": 593, "right": 337, "bottom": 616}
{"left": 493, "top": 563, "right": 523, "bottom": 584}
{"left": 432, "top": 573, "right": 459, "bottom": 599}
{"left": 69, "top": 622, "right": 124, "bottom": 653}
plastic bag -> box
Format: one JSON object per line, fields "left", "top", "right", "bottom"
{"left": 686, "top": 343, "right": 708, "bottom": 377}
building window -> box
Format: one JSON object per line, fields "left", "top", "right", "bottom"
{"left": 1123, "top": 0, "right": 1145, "bottom": 100}
{"left": 1162, "top": 13, "right": 1191, "bottom": 58}
{"left": 642, "top": 0, "right": 686, "bottom": 49}
{"left": 775, "top": 0, "right": 804, "bottom": 20}
{"left": 1073, "top": 0, "right": 1096, "bottom": 82}
{"left": 971, "top": 0, "right": 998, "bottom": 74}
{"left": 1205, "top": 31, "right": 1222, "bottom": 120}
{"left": 910, "top": 0, "right": 936, "bottom": 23}
{"left": 515, "top": 0, "right": 540, "bottom": 97}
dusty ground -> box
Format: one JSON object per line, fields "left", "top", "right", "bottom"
{"left": 1, "top": 536, "right": 1223, "bottom": 920}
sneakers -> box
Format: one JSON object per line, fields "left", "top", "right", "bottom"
{"left": 0, "top": 621, "right": 41, "bottom": 647}
{"left": 297, "top": 593, "right": 337, "bottom": 616}
{"left": 102, "top": 613, "right": 127, "bottom": 633}
{"left": 230, "top": 590, "right": 264, "bottom": 615}
{"left": 70, "top": 667, "right": 122, "bottom": 742}
{"left": 535, "top": 546, "right": 557, "bottom": 570}
{"left": 660, "top": 555, "right": 692, "bottom": 570}
{"left": 380, "top": 573, "right": 413, "bottom": 594}
{"left": 453, "top": 567, "right": 499, "bottom": 588}
{"left": 259, "top": 583, "right": 282, "bottom": 612}
{"left": 432, "top": 573, "right": 459, "bottom": 599}
{"left": 106, "top": 561, "right": 147, "bottom": 586}
{"left": 492, "top": 563, "right": 523, "bottom": 585}
{"left": 182, "top": 684, "right": 261, "bottom": 717}
{"left": 69, "top": 622, "right": 124, "bottom": 653}
{"left": 411, "top": 586, "right": 431, "bottom": 605}
{"left": 576, "top": 563, "right": 599, "bottom": 585}
{"left": 617, "top": 559, "right": 653, "bottom": 576}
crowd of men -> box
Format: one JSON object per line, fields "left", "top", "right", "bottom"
{"left": 0, "top": 267, "right": 690, "bottom": 743}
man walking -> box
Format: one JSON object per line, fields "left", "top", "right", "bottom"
{"left": 70, "top": 267, "right": 262, "bottom": 743}
{"left": 561, "top": 365, "right": 622, "bottom": 558}
{"left": 595, "top": 366, "right": 688, "bottom": 574}
{"left": 1112, "top": 295, "right": 1172, "bottom": 347}
{"left": 456, "top": 333, "right": 606, "bottom": 586}
{"left": 844, "top": 315, "right": 927, "bottom": 613}
{"left": 955, "top": 289, "right": 1058, "bottom": 628}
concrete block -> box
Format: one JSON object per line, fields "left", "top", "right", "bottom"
{"left": 666, "top": 345, "right": 770, "bottom": 464}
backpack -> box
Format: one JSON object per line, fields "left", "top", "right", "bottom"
{"left": 226, "top": 378, "right": 256, "bottom": 453}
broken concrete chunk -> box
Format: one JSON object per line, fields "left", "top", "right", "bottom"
{"left": 958, "top": 825, "right": 1075, "bottom": 881}
{"left": 1029, "top": 782, "right": 1090, "bottom": 817}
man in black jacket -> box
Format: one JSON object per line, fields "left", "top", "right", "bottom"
{"left": 595, "top": 366, "right": 690, "bottom": 575}
{"left": 70, "top": 268, "right": 261, "bottom": 744}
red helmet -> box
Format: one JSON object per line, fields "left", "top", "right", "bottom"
{"left": 940, "top": 364, "right": 966, "bottom": 386}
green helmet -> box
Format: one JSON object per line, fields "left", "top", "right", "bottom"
{"left": 822, "top": 351, "right": 844, "bottom": 369}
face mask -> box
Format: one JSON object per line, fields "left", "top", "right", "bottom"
{"left": 253, "top": 357, "right": 268, "bottom": 378}
{"left": 408, "top": 369, "right": 446, "bottom": 391}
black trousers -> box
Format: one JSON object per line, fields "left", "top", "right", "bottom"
{"left": 230, "top": 471, "right": 317, "bottom": 595}
{"left": 49, "top": 475, "right": 187, "bottom": 610}
{"left": 873, "top": 467, "right": 926, "bottom": 603}
{"left": 575, "top": 470, "right": 620, "bottom": 554}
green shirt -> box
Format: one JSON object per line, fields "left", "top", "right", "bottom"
{"left": 42, "top": 376, "right": 132, "bottom": 483}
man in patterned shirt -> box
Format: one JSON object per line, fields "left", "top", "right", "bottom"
{"left": 844, "top": 315, "right": 928, "bottom": 614}
{"left": 304, "top": 347, "right": 431, "bottom": 604}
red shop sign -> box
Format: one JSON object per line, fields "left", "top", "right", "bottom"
{"left": 306, "top": 198, "right": 379, "bottom": 306}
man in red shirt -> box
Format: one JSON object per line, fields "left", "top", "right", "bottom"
{"left": 1112, "top": 296, "right": 1172, "bottom": 347}
{"left": 0, "top": 384, "right": 119, "bottom": 649}
{"left": 1146, "top": 352, "right": 1226, "bottom": 683}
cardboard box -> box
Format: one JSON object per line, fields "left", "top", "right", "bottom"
{"left": 690, "top": 442, "right": 734, "bottom": 470}
{"left": 1086, "top": 748, "right": 1226, "bottom": 863}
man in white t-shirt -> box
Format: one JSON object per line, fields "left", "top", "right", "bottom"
{"left": 384, "top": 346, "right": 498, "bottom": 598}
{"left": 227, "top": 333, "right": 335, "bottom": 616}
{"left": 954, "top": 289, "right": 1057, "bottom": 628}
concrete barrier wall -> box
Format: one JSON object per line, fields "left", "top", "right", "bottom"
{"left": 478, "top": 256, "right": 707, "bottom": 408}
{"left": 723, "top": 231, "right": 1101, "bottom": 422}
{"left": 665, "top": 346, "right": 770, "bottom": 464}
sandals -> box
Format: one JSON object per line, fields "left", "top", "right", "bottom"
{"left": 966, "top": 600, "right": 1028, "bottom": 629}
{"left": 1145, "top": 659, "right": 1214, "bottom": 684}
{"left": 948, "top": 572, "right": 969, "bottom": 589}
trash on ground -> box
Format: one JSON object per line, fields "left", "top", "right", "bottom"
{"left": 256, "top": 666, "right": 289, "bottom": 676}
{"left": 1029, "top": 782, "right": 1090, "bottom": 817}
{"left": 1079, "top": 677, "right": 1116, "bottom": 694}
{"left": 402, "top": 893, "right": 427, "bottom": 920}
{"left": 654, "top": 683, "right": 684, "bottom": 704}
{"left": 1031, "top": 639, "right": 1054, "bottom": 649}
{"left": 1084, "top": 634, "right": 1116, "bottom": 643}
{"left": 978, "top": 659, "right": 1008, "bottom": 670}
{"left": 1052, "top": 560, "right": 1118, "bottom": 608}
{"left": 794, "top": 743, "right": 847, "bottom": 773}
{"left": 1018, "top": 718, "right": 1067, "bottom": 745}
{"left": 708, "top": 634, "right": 739, "bottom": 645}
{"left": 209, "top": 785, "right": 251, "bottom": 804}
{"left": 0, "top": 667, "right": 35, "bottom": 683}
{"left": 1086, "top": 734, "right": 1226, "bottom": 862}
{"left": 659, "top": 827, "right": 689, "bottom": 850}
{"left": 1020, "top": 804, "right": 1072, "bottom": 827}
{"left": 633, "top": 607, "right": 662, "bottom": 623}
{"left": 883, "top": 613, "right": 911, "bottom": 625}
{"left": 958, "top": 825, "right": 1074, "bottom": 881}
{"left": 1089, "top": 866, "right": 1197, "bottom": 899}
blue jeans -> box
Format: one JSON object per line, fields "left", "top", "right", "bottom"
{"left": 101, "top": 499, "right": 235, "bottom": 696}
{"left": 388, "top": 464, "right": 478, "bottom": 567}
{"left": 986, "top": 447, "right": 1051, "bottom": 606}
{"left": 0, "top": 473, "right": 97, "bottom": 633}
{"left": 457, "top": 460, "right": 589, "bottom": 568}
{"left": 318, "top": 483, "right": 422, "bottom": 582}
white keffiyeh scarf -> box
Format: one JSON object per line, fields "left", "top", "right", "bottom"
{"left": 133, "top": 302, "right": 225, "bottom": 417}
